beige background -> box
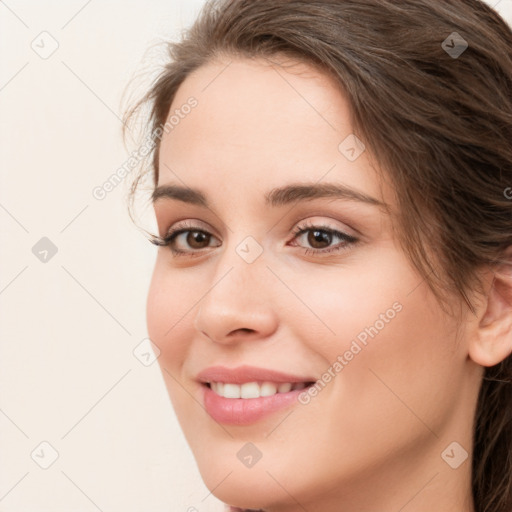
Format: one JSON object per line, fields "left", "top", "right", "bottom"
{"left": 1, "top": 1, "right": 511, "bottom": 511}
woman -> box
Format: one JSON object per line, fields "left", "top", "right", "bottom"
{"left": 124, "top": 0, "right": 512, "bottom": 510}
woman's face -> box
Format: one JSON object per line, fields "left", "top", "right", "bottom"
{"left": 147, "top": 57, "right": 480, "bottom": 510}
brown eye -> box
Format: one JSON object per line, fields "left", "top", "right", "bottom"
{"left": 154, "top": 224, "right": 222, "bottom": 256}
{"left": 307, "top": 229, "right": 333, "bottom": 249}
{"left": 290, "top": 222, "right": 358, "bottom": 256}
{"left": 186, "top": 231, "right": 211, "bottom": 249}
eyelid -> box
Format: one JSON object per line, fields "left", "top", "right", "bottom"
{"left": 162, "top": 218, "right": 217, "bottom": 238}
{"left": 290, "top": 216, "right": 357, "bottom": 238}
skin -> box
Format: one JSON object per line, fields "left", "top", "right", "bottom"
{"left": 146, "top": 55, "right": 512, "bottom": 512}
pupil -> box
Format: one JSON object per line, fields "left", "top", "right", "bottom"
{"left": 308, "top": 230, "right": 331, "bottom": 248}
{"left": 188, "top": 231, "right": 209, "bottom": 248}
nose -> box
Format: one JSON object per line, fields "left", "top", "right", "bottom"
{"left": 193, "top": 248, "right": 279, "bottom": 345}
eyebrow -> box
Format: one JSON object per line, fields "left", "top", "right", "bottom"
{"left": 151, "top": 182, "right": 385, "bottom": 208}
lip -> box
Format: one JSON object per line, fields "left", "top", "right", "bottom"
{"left": 197, "top": 365, "right": 316, "bottom": 425}
{"left": 196, "top": 364, "right": 315, "bottom": 385}
{"left": 203, "top": 385, "right": 312, "bottom": 425}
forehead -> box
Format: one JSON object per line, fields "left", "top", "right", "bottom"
{"left": 157, "top": 56, "right": 389, "bottom": 208}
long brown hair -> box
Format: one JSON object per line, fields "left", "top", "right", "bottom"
{"left": 123, "top": 1, "right": 512, "bottom": 510}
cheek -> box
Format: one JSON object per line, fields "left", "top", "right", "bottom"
{"left": 286, "top": 253, "right": 461, "bottom": 437}
{"left": 285, "top": 243, "right": 448, "bottom": 364}
{"left": 146, "top": 266, "right": 201, "bottom": 431}
{"left": 281, "top": 252, "right": 406, "bottom": 359}
{"left": 146, "top": 263, "right": 193, "bottom": 369}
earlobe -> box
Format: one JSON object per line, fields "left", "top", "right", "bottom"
{"left": 468, "top": 249, "right": 512, "bottom": 368}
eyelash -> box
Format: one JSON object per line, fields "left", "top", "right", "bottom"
{"left": 150, "top": 220, "right": 358, "bottom": 258}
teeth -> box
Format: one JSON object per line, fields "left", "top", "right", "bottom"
{"left": 277, "top": 382, "right": 292, "bottom": 393}
{"left": 210, "top": 382, "right": 224, "bottom": 395}
{"left": 240, "top": 382, "right": 260, "bottom": 399}
{"left": 223, "top": 383, "right": 241, "bottom": 399}
{"left": 260, "top": 382, "right": 277, "bottom": 396}
{"left": 208, "top": 381, "right": 307, "bottom": 399}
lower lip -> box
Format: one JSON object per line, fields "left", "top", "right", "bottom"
{"left": 202, "top": 384, "right": 310, "bottom": 425}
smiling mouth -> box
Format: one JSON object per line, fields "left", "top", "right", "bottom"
{"left": 204, "top": 381, "right": 315, "bottom": 399}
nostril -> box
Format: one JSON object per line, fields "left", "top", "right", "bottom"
{"left": 232, "top": 328, "right": 254, "bottom": 335}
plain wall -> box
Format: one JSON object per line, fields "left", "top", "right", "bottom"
{"left": 1, "top": 1, "right": 511, "bottom": 511}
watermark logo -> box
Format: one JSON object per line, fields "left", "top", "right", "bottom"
{"left": 236, "top": 236, "right": 263, "bottom": 264}
{"left": 31, "top": 31, "right": 59, "bottom": 60}
{"left": 237, "top": 442, "right": 262, "bottom": 468}
{"left": 442, "top": 32, "right": 468, "bottom": 59}
{"left": 133, "top": 338, "right": 160, "bottom": 366}
{"left": 338, "top": 134, "right": 366, "bottom": 162}
{"left": 31, "top": 441, "right": 59, "bottom": 469}
{"left": 32, "top": 237, "right": 58, "bottom": 263}
{"left": 441, "top": 441, "right": 468, "bottom": 469}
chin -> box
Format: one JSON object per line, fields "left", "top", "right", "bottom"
{"left": 194, "top": 455, "right": 283, "bottom": 509}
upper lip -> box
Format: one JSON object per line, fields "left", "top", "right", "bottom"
{"left": 196, "top": 365, "right": 316, "bottom": 385}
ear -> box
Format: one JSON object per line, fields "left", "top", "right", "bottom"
{"left": 468, "top": 247, "right": 512, "bottom": 367}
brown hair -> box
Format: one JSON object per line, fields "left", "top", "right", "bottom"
{"left": 123, "top": 1, "right": 512, "bottom": 510}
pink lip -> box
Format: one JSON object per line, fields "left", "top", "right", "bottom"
{"left": 196, "top": 364, "right": 315, "bottom": 385}
{"left": 197, "top": 365, "right": 315, "bottom": 425}
{"left": 202, "top": 385, "right": 312, "bottom": 425}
